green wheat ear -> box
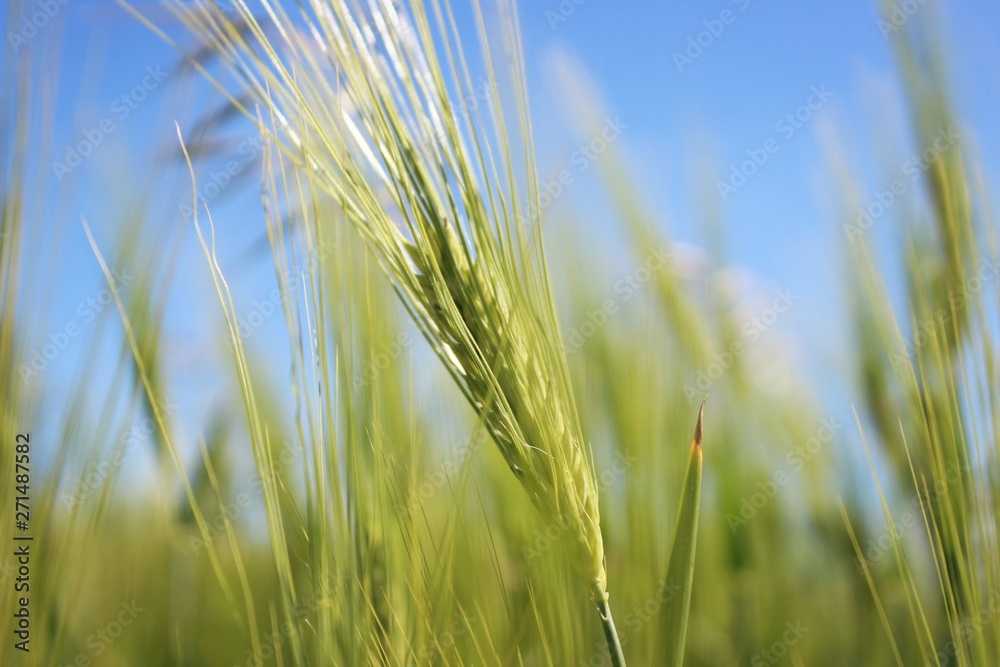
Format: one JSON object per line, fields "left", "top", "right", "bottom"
{"left": 136, "top": 0, "right": 622, "bottom": 657}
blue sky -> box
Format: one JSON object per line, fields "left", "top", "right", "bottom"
{"left": 8, "top": 0, "right": 1000, "bottom": 468}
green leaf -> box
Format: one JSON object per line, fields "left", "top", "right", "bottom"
{"left": 661, "top": 399, "right": 705, "bottom": 667}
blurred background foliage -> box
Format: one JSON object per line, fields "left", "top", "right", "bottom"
{"left": 1, "top": 0, "right": 999, "bottom": 665}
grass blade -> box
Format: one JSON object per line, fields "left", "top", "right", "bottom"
{"left": 661, "top": 399, "right": 705, "bottom": 666}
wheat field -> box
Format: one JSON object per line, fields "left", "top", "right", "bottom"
{"left": 1, "top": 0, "right": 999, "bottom": 665}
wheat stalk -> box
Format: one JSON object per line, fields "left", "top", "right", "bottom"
{"left": 136, "top": 0, "right": 624, "bottom": 658}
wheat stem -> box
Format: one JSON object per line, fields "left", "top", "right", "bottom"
{"left": 596, "top": 594, "right": 626, "bottom": 667}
